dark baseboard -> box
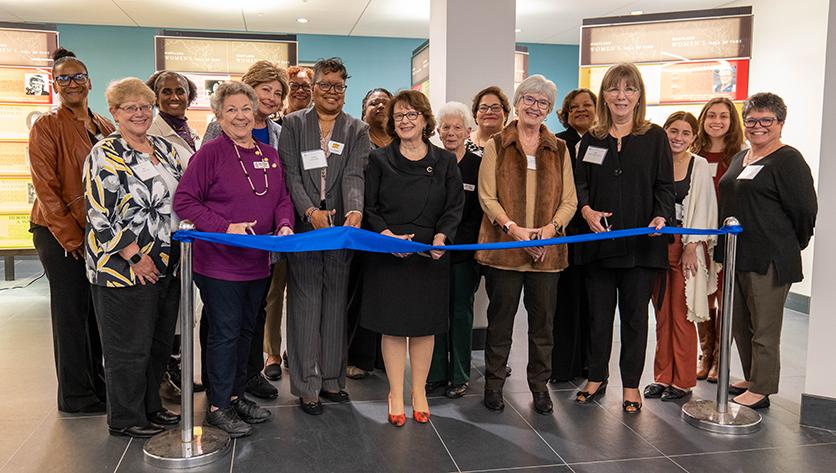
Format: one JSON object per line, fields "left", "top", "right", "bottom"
{"left": 785, "top": 291, "right": 810, "bottom": 314}
{"left": 800, "top": 393, "right": 836, "bottom": 430}
{"left": 472, "top": 328, "right": 486, "bottom": 350}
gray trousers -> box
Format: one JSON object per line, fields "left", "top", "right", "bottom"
{"left": 732, "top": 265, "right": 791, "bottom": 395}
{"left": 286, "top": 250, "right": 352, "bottom": 399}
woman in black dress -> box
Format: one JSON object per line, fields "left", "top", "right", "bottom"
{"left": 361, "top": 90, "right": 464, "bottom": 426}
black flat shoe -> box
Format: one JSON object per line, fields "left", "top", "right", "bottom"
{"left": 206, "top": 407, "right": 253, "bottom": 438}
{"left": 109, "top": 424, "right": 164, "bottom": 438}
{"left": 264, "top": 363, "right": 282, "bottom": 381}
{"left": 245, "top": 373, "right": 278, "bottom": 399}
{"left": 425, "top": 380, "right": 447, "bottom": 395}
{"left": 300, "top": 398, "right": 323, "bottom": 415}
{"left": 532, "top": 392, "right": 553, "bottom": 414}
{"left": 232, "top": 397, "right": 271, "bottom": 423}
{"left": 576, "top": 380, "right": 608, "bottom": 404}
{"left": 728, "top": 385, "right": 748, "bottom": 396}
{"left": 320, "top": 390, "right": 350, "bottom": 403}
{"left": 148, "top": 409, "right": 181, "bottom": 425}
{"left": 660, "top": 386, "right": 691, "bottom": 402}
{"left": 445, "top": 383, "right": 468, "bottom": 399}
{"left": 732, "top": 395, "right": 770, "bottom": 410}
{"left": 643, "top": 383, "right": 666, "bottom": 399}
{"left": 622, "top": 400, "right": 642, "bottom": 413}
{"left": 484, "top": 389, "right": 505, "bottom": 411}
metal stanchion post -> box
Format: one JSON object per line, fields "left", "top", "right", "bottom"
{"left": 682, "top": 217, "right": 762, "bottom": 434}
{"left": 144, "top": 221, "right": 231, "bottom": 468}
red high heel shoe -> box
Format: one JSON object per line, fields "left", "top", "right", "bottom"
{"left": 387, "top": 394, "right": 406, "bottom": 427}
{"left": 411, "top": 393, "right": 430, "bottom": 424}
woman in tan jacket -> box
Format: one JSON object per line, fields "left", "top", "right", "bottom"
{"left": 477, "top": 75, "right": 577, "bottom": 415}
{"left": 28, "top": 48, "right": 114, "bottom": 414}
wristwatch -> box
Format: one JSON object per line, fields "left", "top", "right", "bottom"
{"left": 551, "top": 220, "right": 564, "bottom": 235}
{"left": 502, "top": 221, "right": 516, "bottom": 234}
{"left": 128, "top": 252, "right": 142, "bottom": 265}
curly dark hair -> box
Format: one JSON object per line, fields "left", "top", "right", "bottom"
{"left": 145, "top": 71, "right": 198, "bottom": 106}
{"left": 361, "top": 87, "right": 393, "bottom": 119}
{"left": 313, "top": 57, "right": 350, "bottom": 83}
{"left": 557, "top": 88, "right": 597, "bottom": 128}
{"left": 743, "top": 92, "right": 787, "bottom": 122}
{"left": 385, "top": 90, "right": 436, "bottom": 141}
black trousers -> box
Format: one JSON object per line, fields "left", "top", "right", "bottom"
{"left": 195, "top": 274, "right": 267, "bottom": 409}
{"left": 91, "top": 277, "right": 179, "bottom": 428}
{"left": 551, "top": 263, "right": 589, "bottom": 381}
{"left": 483, "top": 267, "right": 559, "bottom": 393}
{"left": 31, "top": 225, "right": 106, "bottom": 411}
{"left": 584, "top": 263, "right": 657, "bottom": 388}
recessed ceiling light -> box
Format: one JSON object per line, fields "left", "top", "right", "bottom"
{"left": 515, "top": 28, "right": 522, "bottom": 33}
{"left": 630, "top": 10, "right": 643, "bottom": 15}
{"left": 296, "top": 18, "right": 309, "bottom": 24}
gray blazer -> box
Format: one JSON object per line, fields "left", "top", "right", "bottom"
{"left": 278, "top": 107, "right": 370, "bottom": 232}
{"left": 203, "top": 119, "right": 282, "bottom": 151}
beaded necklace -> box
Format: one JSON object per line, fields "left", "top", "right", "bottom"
{"left": 233, "top": 140, "right": 269, "bottom": 196}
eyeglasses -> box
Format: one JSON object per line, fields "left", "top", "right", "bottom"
{"left": 743, "top": 117, "right": 779, "bottom": 128}
{"left": 522, "top": 95, "right": 550, "bottom": 111}
{"left": 478, "top": 104, "right": 503, "bottom": 113}
{"left": 604, "top": 86, "right": 640, "bottom": 97}
{"left": 392, "top": 111, "right": 421, "bottom": 122}
{"left": 315, "top": 81, "right": 347, "bottom": 93}
{"left": 289, "top": 82, "right": 312, "bottom": 92}
{"left": 54, "top": 73, "right": 89, "bottom": 86}
{"left": 119, "top": 104, "right": 153, "bottom": 114}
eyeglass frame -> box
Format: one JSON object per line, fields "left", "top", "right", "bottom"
{"left": 289, "top": 82, "right": 312, "bottom": 92}
{"left": 521, "top": 95, "right": 550, "bottom": 111}
{"left": 54, "top": 73, "right": 89, "bottom": 86}
{"left": 604, "top": 86, "right": 640, "bottom": 97}
{"left": 478, "top": 104, "right": 504, "bottom": 113}
{"left": 743, "top": 116, "right": 781, "bottom": 128}
{"left": 118, "top": 104, "right": 153, "bottom": 114}
{"left": 315, "top": 81, "right": 347, "bottom": 93}
{"left": 392, "top": 111, "right": 422, "bottom": 122}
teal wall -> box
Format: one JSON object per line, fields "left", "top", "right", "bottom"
{"left": 55, "top": 24, "right": 578, "bottom": 130}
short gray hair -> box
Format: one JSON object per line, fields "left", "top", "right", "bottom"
{"left": 743, "top": 92, "right": 787, "bottom": 122}
{"left": 437, "top": 101, "right": 475, "bottom": 129}
{"left": 210, "top": 81, "right": 258, "bottom": 118}
{"left": 513, "top": 74, "right": 557, "bottom": 114}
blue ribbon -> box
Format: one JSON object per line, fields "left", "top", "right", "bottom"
{"left": 172, "top": 225, "right": 742, "bottom": 254}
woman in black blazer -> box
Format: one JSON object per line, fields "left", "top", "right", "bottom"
{"left": 360, "top": 90, "right": 464, "bottom": 427}
{"left": 574, "top": 63, "right": 675, "bottom": 413}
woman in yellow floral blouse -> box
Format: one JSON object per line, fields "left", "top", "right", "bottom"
{"left": 83, "top": 77, "right": 183, "bottom": 438}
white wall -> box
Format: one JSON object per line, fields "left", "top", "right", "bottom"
{"left": 727, "top": 0, "right": 829, "bottom": 296}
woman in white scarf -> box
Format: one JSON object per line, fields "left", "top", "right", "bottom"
{"left": 644, "top": 111, "right": 718, "bottom": 402}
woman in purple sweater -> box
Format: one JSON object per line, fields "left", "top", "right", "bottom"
{"left": 174, "top": 81, "right": 294, "bottom": 438}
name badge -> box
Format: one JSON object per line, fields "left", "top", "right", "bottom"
{"left": 253, "top": 160, "right": 270, "bottom": 170}
{"left": 131, "top": 160, "right": 159, "bottom": 181}
{"left": 737, "top": 164, "right": 764, "bottom": 180}
{"left": 526, "top": 155, "right": 537, "bottom": 170}
{"left": 583, "top": 146, "right": 607, "bottom": 165}
{"left": 302, "top": 149, "right": 328, "bottom": 170}
{"left": 463, "top": 183, "right": 475, "bottom": 192}
{"left": 328, "top": 140, "right": 345, "bottom": 155}
{"left": 709, "top": 162, "right": 719, "bottom": 178}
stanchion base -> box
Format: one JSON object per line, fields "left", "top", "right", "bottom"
{"left": 143, "top": 426, "right": 231, "bottom": 469}
{"left": 682, "top": 399, "right": 762, "bottom": 435}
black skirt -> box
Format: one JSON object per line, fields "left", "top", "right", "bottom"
{"left": 360, "top": 248, "right": 450, "bottom": 337}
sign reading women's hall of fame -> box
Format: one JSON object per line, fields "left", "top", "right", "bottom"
{"left": 155, "top": 36, "right": 296, "bottom": 74}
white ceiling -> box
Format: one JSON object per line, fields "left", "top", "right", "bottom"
{"left": 0, "top": 0, "right": 741, "bottom": 45}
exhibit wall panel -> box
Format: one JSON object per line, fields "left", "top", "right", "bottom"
{"left": 726, "top": 0, "right": 829, "bottom": 297}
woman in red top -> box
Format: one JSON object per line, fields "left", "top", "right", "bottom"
{"left": 691, "top": 97, "right": 745, "bottom": 382}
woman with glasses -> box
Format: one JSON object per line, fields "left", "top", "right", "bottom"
{"left": 718, "top": 93, "right": 816, "bottom": 409}
{"left": 360, "top": 90, "right": 464, "bottom": 426}
{"left": 574, "top": 63, "right": 674, "bottom": 413}
{"left": 477, "top": 75, "right": 577, "bottom": 415}
{"left": 284, "top": 66, "right": 314, "bottom": 116}
{"left": 174, "top": 81, "right": 294, "bottom": 437}
{"left": 84, "top": 78, "right": 183, "bottom": 437}
{"left": 29, "top": 47, "right": 112, "bottom": 414}
{"left": 466, "top": 86, "right": 511, "bottom": 156}
{"left": 691, "top": 97, "right": 745, "bottom": 383}
{"left": 279, "top": 57, "right": 369, "bottom": 415}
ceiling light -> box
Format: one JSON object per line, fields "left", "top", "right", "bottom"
{"left": 630, "top": 10, "right": 643, "bottom": 15}
{"left": 515, "top": 28, "right": 522, "bottom": 33}
{"left": 296, "top": 18, "right": 309, "bottom": 24}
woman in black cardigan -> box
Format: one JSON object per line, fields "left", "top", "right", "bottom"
{"left": 360, "top": 90, "right": 464, "bottom": 426}
{"left": 574, "top": 63, "right": 675, "bottom": 413}
{"left": 719, "top": 92, "right": 817, "bottom": 409}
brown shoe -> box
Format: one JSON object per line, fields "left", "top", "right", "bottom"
{"left": 706, "top": 359, "right": 719, "bottom": 383}
{"left": 159, "top": 372, "right": 181, "bottom": 404}
{"left": 696, "top": 355, "right": 712, "bottom": 380}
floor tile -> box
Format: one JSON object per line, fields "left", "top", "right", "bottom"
{"left": 231, "top": 400, "right": 457, "bottom": 473}
{"left": 114, "top": 435, "right": 233, "bottom": 473}
{"left": 428, "top": 395, "right": 563, "bottom": 471}
{"left": 672, "top": 442, "right": 836, "bottom": 473}
{"left": 504, "top": 391, "right": 661, "bottom": 463}
{"left": 0, "top": 414, "right": 129, "bottom": 473}
{"left": 569, "top": 457, "right": 685, "bottom": 473}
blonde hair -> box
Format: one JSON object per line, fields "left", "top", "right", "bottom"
{"left": 241, "top": 60, "right": 289, "bottom": 102}
{"left": 590, "top": 63, "right": 651, "bottom": 139}
{"left": 105, "top": 77, "right": 156, "bottom": 109}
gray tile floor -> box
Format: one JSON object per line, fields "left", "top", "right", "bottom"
{"left": 1, "top": 257, "right": 835, "bottom": 473}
